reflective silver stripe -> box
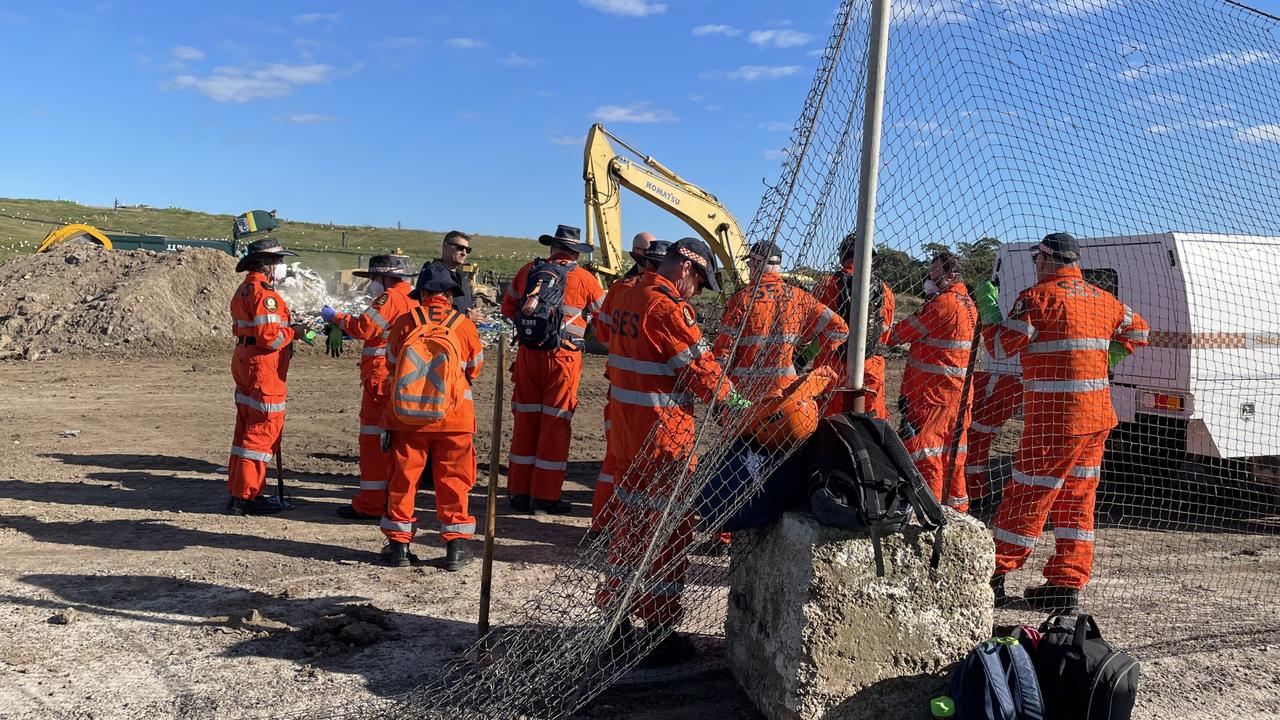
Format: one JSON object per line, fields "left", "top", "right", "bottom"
{"left": 512, "top": 402, "right": 544, "bottom": 413}
{"left": 505, "top": 284, "right": 518, "bottom": 299}
{"left": 441, "top": 522, "right": 475, "bottom": 534}
{"left": 1026, "top": 338, "right": 1110, "bottom": 354}
{"left": 268, "top": 334, "right": 287, "bottom": 350}
{"left": 1012, "top": 469, "right": 1064, "bottom": 489}
{"left": 396, "top": 407, "right": 445, "bottom": 419}
{"left": 462, "top": 350, "right": 485, "bottom": 369}
{"left": 563, "top": 324, "right": 586, "bottom": 337}
{"left": 509, "top": 454, "right": 535, "bottom": 465}
{"left": 610, "top": 387, "right": 695, "bottom": 408}
{"left": 230, "top": 446, "right": 273, "bottom": 462}
{"left": 464, "top": 390, "right": 474, "bottom": 401}
{"left": 910, "top": 446, "right": 946, "bottom": 461}
{"left": 813, "top": 307, "right": 837, "bottom": 335}
{"left": 380, "top": 517, "right": 414, "bottom": 533}
{"left": 905, "top": 314, "right": 929, "bottom": 336}
{"left": 1025, "top": 378, "right": 1109, "bottom": 393}
{"left": 235, "top": 393, "right": 286, "bottom": 413}
{"left": 1054, "top": 527, "right": 1095, "bottom": 542}
{"left": 1001, "top": 317, "right": 1036, "bottom": 339}
{"left": 534, "top": 457, "right": 567, "bottom": 471}
{"left": 1121, "top": 328, "right": 1149, "bottom": 342}
{"left": 970, "top": 420, "right": 1002, "bottom": 434}
{"left": 397, "top": 393, "right": 444, "bottom": 405}
{"left": 965, "top": 464, "right": 987, "bottom": 474}
{"left": 235, "top": 319, "right": 253, "bottom": 328}
{"left": 254, "top": 314, "right": 282, "bottom": 326}
{"left": 610, "top": 354, "right": 675, "bottom": 376}
{"left": 616, "top": 488, "right": 669, "bottom": 511}
{"left": 717, "top": 325, "right": 738, "bottom": 337}
{"left": 915, "top": 336, "right": 972, "bottom": 350}
{"left": 362, "top": 347, "right": 388, "bottom": 357}
{"left": 365, "top": 308, "right": 390, "bottom": 331}
{"left": 588, "top": 297, "right": 604, "bottom": 312}
{"left": 542, "top": 405, "right": 573, "bottom": 420}
{"left": 597, "top": 472, "right": 614, "bottom": 486}
{"left": 737, "top": 334, "right": 802, "bottom": 346}
{"left": 992, "top": 337, "right": 1016, "bottom": 361}
{"left": 1121, "top": 305, "right": 1134, "bottom": 329}
{"left": 822, "top": 329, "right": 849, "bottom": 343}
{"left": 668, "top": 340, "right": 710, "bottom": 370}
{"left": 730, "top": 366, "right": 797, "bottom": 378}
{"left": 563, "top": 305, "right": 583, "bottom": 315}
{"left": 360, "top": 425, "right": 381, "bottom": 435}
{"left": 1070, "top": 465, "right": 1101, "bottom": 479}
{"left": 993, "top": 526, "right": 1038, "bottom": 548}
{"left": 907, "top": 357, "right": 968, "bottom": 377}
{"left": 597, "top": 312, "right": 613, "bottom": 326}
{"left": 360, "top": 480, "right": 388, "bottom": 490}
{"left": 946, "top": 496, "right": 969, "bottom": 508}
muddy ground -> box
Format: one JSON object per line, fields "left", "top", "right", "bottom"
{"left": 0, "top": 352, "right": 1277, "bottom": 720}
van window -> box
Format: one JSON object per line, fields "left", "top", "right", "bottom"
{"left": 1083, "top": 267, "right": 1119, "bottom": 296}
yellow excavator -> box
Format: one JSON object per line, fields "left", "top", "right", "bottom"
{"left": 583, "top": 123, "right": 749, "bottom": 287}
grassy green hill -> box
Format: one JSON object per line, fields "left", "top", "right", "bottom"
{"left": 0, "top": 197, "right": 540, "bottom": 278}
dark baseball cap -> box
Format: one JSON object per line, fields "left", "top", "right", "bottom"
{"left": 744, "top": 241, "right": 782, "bottom": 264}
{"left": 411, "top": 261, "right": 461, "bottom": 299}
{"left": 669, "top": 237, "right": 720, "bottom": 292}
{"left": 1038, "top": 232, "right": 1080, "bottom": 262}
{"left": 643, "top": 239, "right": 672, "bottom": 263}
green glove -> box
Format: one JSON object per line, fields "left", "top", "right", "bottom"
{"left": 1108, "top": 340, "right": 1131, "bottom": 369}
{"left": 974, "top": 280, "right": 1002, "bottom": 325}
{"left": 325, "top": 323, "right": 344, "bottom": 358}
{"left": 725, "top": 391, "right": 753, "bottom": 412}
{"left": 800, "top": 340, "right": 821, "bottom": 365}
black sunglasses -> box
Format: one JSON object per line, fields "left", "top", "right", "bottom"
{"left": 446, "top": 242, "right": 472, "bottom": 254}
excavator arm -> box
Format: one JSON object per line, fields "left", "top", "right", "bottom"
{"left": 583, "top": 123, "right": 749, "bottom": 287}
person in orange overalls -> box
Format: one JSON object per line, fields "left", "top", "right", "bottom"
{"left": 590, "top": 239, "right": 671, "bottom": 538}
{"left": 713, "top": 241, "right": 848, "bottom": 402}
{"left": 226, "top": 234, "right": 305, "bottom": 515}
{"left": 378, "top": 263, "right": 485, "bottom": 570}
{"left": 979, "top": 233, "right": 1149, "bottom": 611}
{"left": 888, "top": 251, "right": 977, "bottom": 512}
{"left": 964, "top": 369, "right": 1023, "bottom": 509}
{"left": 814, "top": 232, "right": 896, "bottom": 418}
{"left": 320, "top": 255, "right": 418, "bottom": 520}
{"left": 501, "top": 224, "right": 605, "bottom": 515}
{"left": 594, "top": 237, "right": 749, "bottom": 667}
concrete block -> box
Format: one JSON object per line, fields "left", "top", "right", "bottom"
{"left": 725, "top": 510, "right": 994, "bottom": 720}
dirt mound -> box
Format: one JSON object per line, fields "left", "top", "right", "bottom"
{"left": 0, "top": 243, "right": 240, "bottom": 359}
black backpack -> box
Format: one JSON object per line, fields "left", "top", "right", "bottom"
{"left": 515, "top": 259, "right": 570, "bottom": 350}
{"left": 834, "top": 269, "right": 886, "bottom": 359}
{"left": 1033, "top": 614, "right": 1140, "bottom": 720}
{"left": 804, "top": 412, "right": 947, "bottom": 576}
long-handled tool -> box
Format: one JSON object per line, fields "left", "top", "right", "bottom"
{"left": 943, "top": 317, "right": 983, "bottom": 507}
{"left": 478, "top": 338, "right": 506, "bottom": 640}
{"left": 275, "top": 436, "right": 295, "bottom": 510}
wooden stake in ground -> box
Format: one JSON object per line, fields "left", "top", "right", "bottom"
{"left": 478, "top": 338, "right": 506, "bottom": 638}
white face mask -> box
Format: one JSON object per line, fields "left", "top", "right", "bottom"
{"left": 368, "top": 279, "right": 385, "bottom": 296}
{"left": 923, "top": 278, "right": 941, "bottom": 297}
{"left": 272, "top": 263, "right": 288, "bottom": 282}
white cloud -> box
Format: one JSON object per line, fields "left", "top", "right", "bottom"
{"left": 763, "top": 148, "right": 789, "bottom": 160}
{"left": 501, "top": 52, "right": 543, "bottom": 67}
{"left": 550, "top": 135, "right": 579, "bottom": 146}
{"left": 759, "top": 120, "right": 790, "bottom": 132}
{"left": 591, "top": 101, "right": 678, "bottom": 124}
{"left": 284, "top": 113, "right": 340, "bottom": 124}
{"left": 693, "top": 24, "right": 740, "bottom": 36}
{"left": 748, "top": 29, "right": 812, "bottom": 48}
{"left": 168, "top": 63, "right": 335, "bottom": 103}
{"left": 701, "top": 65, "right": 802, "bottom": 81}
{"left": 580, "top": 0, "right": 666, "bottom": 18}
{"left": 1235, "top": 124, "right": 1280, "bottom": 143}
{"left": 447, "top": 37, "right": 487, "bottom": 49}
{"left": 292, "top": 12, "right": 341, "bottom": 26}
{"left": 894, "top": 0, "right": 973, "bottom": 26}
{"left": 171, "top": 45, "right": 205, "bottom": 61}
{"left": 1122, "top": 50, "right": 1277, "bottom": 80}
{"left": 374, "top": 37, "right": 424, "bottom": 51}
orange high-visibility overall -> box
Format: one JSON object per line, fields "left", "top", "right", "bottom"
{"left": 501, "top": 256, "right": 605, "bottom": 502}
{"left": 965, "top": 370, "right": 1023, "bottom": 500}
{"left": 588, "top": 273, "right": 643, "bottom": 532}
{"left": 985, "top": 267, "right": 1149, "bottom": 588}
{"left": 379, "top": 295, "right": 485, "bottom": 546}
{"left": 334, "top": 281, "right": 416, "bottom": 516}
{"left": 712, "top": 272, "right": 848, "bottom": 401}
{"left": 813, "top": 263, "right": 896, "bottom": 418}
{"left": 594, "top": 272, "right": 731, "bottom": 626}
{"left": 228, "top": 272, "right": 294, "bottom": 501}
{"left": 888, "top": 281, "right": 977, "bottom": 512}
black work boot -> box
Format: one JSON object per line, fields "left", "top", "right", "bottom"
{"left": 380, "top": 541, "right": 418, "bottom": 568}
{"left": 508, "top": 494, "right": 531, "bottom": 512}
{"left": 640, "top": 630, "right": 697, "bottom": 668}
{"left": 444, "top": 539, "right": 473, "bottom": 572}
{"left": 991, "top": 574, "right": 1015, "bottom": 608}
{"left": 335, "top": 504, "right": 379, "bottom": 521}
{"left": 227, "top": 494, "right": 288, "bottom": 516}
{"left": 1023, "top": 583, "right": 1080, "bottom": 612}
{"left": 532, "top": 498, "right": 573, "bottom": 515}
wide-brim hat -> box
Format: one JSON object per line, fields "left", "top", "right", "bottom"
{"left": 235, "top": 236, "right": 297, "bottom": 272}
{"left": 409, "top": 261, "right": 462, "bottom": 300}
{"left": 353, "top": 254, "right": 415, "bottom": 278}
{"left": 669, "top": 236, "right": 721, "bottom": 293}
{"left": 538, "top": 224, "right": 593, "bottom": 254}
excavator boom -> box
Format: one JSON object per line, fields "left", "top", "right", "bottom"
{"left": 583, "top": 123, "right": 749, "bottom": 287}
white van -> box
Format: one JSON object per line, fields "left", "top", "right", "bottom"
{"left": 988, "top": 233, "right": 1280, "bottom": 493}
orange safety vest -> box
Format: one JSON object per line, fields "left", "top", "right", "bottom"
{"left": 336, "top": 281, "right": 415, "bottom": 384}
{"left": 889, "top": 281, "right": 977, "bottom": 407}
{"left": 984, "top": 266, "right": 1150, "bottom": 435}
{"left": 712, "top": 273, "right": 848, "bottom": 399}
{"left": 501, "top": 255, "right": 605, "bottom": 351}
{"left": 382, "top": 295, "right": 485, "bottom": 434}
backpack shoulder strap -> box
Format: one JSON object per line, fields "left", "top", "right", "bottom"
{"left": 443, "top": 309, "right": 463, "bottom": 329}
{"left": 1005, "top": 641, "right": 1046, "bottom": 720}
{"left": 974, "top": 643, "right": 1020, "bottom": 720}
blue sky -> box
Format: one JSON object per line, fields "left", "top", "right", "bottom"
{"left": 1, "top": 0, "right": 842, "bottom": 241}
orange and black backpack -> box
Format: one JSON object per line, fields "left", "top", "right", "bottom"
{"left": 390, "top": 307, "right": 466, "bottom": 427}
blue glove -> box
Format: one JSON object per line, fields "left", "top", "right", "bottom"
{"left": 321, "top": 305, "right": 337, "bottom": 323}
{"left": 974, "top": 281, "right": 1001, "bottom": 326}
